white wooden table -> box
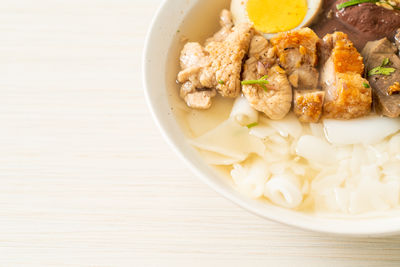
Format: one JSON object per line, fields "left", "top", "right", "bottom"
{"left": 0, "top": 0, "right": 400, "bottom": 266}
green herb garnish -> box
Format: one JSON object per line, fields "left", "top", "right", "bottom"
{"left": 382, "top": 57, "right": 390, "bottom": 66}
{"left": 337, "top": 0, "right": 378, "bottom": 10}
{"left": 218, "top": 80, "right": 225, "bottom": 85}
{"left": 363, "top": 82, "right": 370, "bottom": 88}
{"left": 241, "top": 75, "right": 269, "bottom": 92}
{"left": 246, "top": 122, "right": 258, "bottom": 129}
{"left": 368, "top": 58, "right": 396, "bottom": 76}
{"left": 337, "top": 0, "right": 400, "bottom": 10}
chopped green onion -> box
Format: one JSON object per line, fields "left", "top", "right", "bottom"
{"left": 368, "top": 58, "right": 396, "bottom": 76}
{"left": 382, "top": 57, "right": 390, "bottom": 66}
{"left": 337, "top": 0, "right": 378, "bottom": 10}
{"left": 337, "top": 0, "right": 400, "bottom": 10}
{"left": 246, "top": 122, "right": 258, "bottom": 129}
{"left": 363, "top": 82, "right": 370, "bottom": 88}
{"left": 218, "top": 80, "right": 225, "bottom": 85}
{"left": 241, "top": 75, "right": 269, "bottom": 92}
{"left": 369, "top": 67, "right": 396, "bottom": 76}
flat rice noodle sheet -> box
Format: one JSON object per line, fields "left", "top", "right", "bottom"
{"left": 199, "top": 150, "right": 246, "bottom": 165}
{"left": 249, "top": 125, "right": 276, "bottom": 139}
{"left": 324, "top": 116, "right": 400, "bottom": 145}
{"left": 260, "top": 113, "right": 303, "bottom": 139}
{"left": 189, "top": 118, "right": 265, "bottom": 165}
{"left": 296, "top": 135, "right": 336, "bottom": 164}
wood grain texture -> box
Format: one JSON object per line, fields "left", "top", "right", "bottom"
{"left": 0, "top": 0, "right": 399, "bottom": 266}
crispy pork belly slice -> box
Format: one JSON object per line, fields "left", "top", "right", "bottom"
{"left": 320, "top": 32, "right": 349, "bottom": 63}
{"left": 329, "top": 38, "right": 364, "bottom": 75}
{"left": 177, "top": 10, "right": 253, "bottom": 109}
{"left": 294, "top": 90, "right": 325, "bottom": 123}
{"left": 323, "top": 73, "right": 372, "bottom": 119}
{"left": 271, "top": 28, "right": 320, "bottom": 89}
{"left": 320, "top": 32, "right": 371, "bottom": 119}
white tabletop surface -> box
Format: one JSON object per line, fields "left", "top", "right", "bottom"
{"left": 1, "top": 0, "right": 400, "bottom": 266}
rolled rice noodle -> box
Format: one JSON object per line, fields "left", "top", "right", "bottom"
{"left": 230, "top": 95, "right": 259, "bottom": 126}
{"left": 186, "top": 97, "right": 400, "bottom": 213}
{"left": 264, "top": 172, "right": 303, "bottom": 209}
{"left": 231, "top": 156, "right": 270, "bottom": 198}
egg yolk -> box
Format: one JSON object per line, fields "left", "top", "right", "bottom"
{"left": 246, "top": 0, "right": 308, "bottom": 33}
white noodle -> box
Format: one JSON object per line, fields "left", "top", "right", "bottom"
{"left": 187, "top": 98, "right": 400, "bottom": 213}
{"left": 230, "top": 95, "right": 259, "bottom": 126}
{"left": 231, "top": 157, "right": 270, "bottom": 198}
{"left": 189, "top": 118, "right": 265, "bottom": 160}
{"left": 264, "top": 172, "right": 303, "bottom": 209}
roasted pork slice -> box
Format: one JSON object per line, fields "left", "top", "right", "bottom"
{"left": 242, "top": 36, "right": 291, "bottom": 120}
{"left": 177, "top": 10, "right": 253, "bottom": 109}
{"left": 320, "top": 32, "right": 351, "bottom": 64}
{"left": 293, "top": 90, "right": 325, "bottom": 123}
{"left": 327, "top": 38, "right": 364, "bottom": 75}
{"left": 271, "top": 28, "right": 320, "bottom": 89}
{"left": 362, "top": 38, "right": 400, "bottom": 117}
{"left": 320, "top": 32, "right": 371, "bottom": 119}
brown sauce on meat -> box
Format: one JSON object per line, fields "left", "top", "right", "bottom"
{"left": 311, "top": 0, "right": 400, "bottom": 50}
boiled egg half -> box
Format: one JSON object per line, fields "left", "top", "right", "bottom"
{"left": 231, "top": 0, "right": 322, "bottom": 37}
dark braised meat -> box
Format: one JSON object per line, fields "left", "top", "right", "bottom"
{"left": 312, "top": 0, "right": 400, "bottom": 50}
{"left": 362, "top": 38, "right": 400, "bottom": 117}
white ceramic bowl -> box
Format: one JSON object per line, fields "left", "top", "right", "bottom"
{"left": 143, "top": 0, "right": 400, "bottom": 236}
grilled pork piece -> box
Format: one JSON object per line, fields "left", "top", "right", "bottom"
{"left": 320, "top": 32, "right": 372, "bottom": 119}
{"left": 293, "top": 90, "right": 325, "bottom": 123}
{"left": 271, "top": 27, "right": 320, "bottom": 89}
{"left": 362, "top": 38, "right": 400, "bottom": 117}
{"left": 177, "top": 10, "right": 253, "bottom": 109}
{"left": 271, "top": 27, "right": 325, "bottom": 122}
{"left": 242, "top": 35, "right": 292, "bottom": 120}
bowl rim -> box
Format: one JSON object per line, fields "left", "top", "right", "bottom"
{"left": 143, "top": 0, "right": 400, "bottom": 237}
